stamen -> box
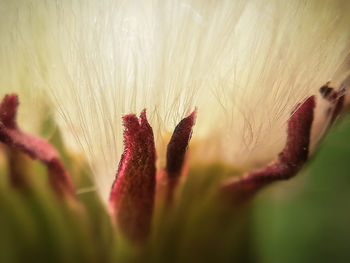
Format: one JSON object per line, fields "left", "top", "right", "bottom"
{"left": 0, "top": 94, "right": 76, "bottom": 200}
{"left": 165, "top": 110, "right": 196, "bottom": 203}
{"left": 222, "top": 96, "right": 316, "bottom": 202}
{"left": 109, "top": 110, "right": 156, "bottom": 242}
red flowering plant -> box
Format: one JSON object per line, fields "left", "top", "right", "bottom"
{"left": 1, "top": 0, "right": 350, "bottom": 262}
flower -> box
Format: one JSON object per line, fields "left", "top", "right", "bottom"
{"left": 0, "top": 0, "right": 350, "bottom": 260}
{"left": 1, "top": 0, "right": 349, "bottom": 200}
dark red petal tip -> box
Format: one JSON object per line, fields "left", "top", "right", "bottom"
{"left": 166, "top": 109, "right": 197, "bottom": 178}
{"left": 164, "top": 110, "right": 196, "bottom": 203}
{"left": 0, "top": 94, "right": 76, "bottom": 200}
{"left": 280, "top": 96, "right": 315, "bottom": 165}
{"left": 109, "top": 110, "right": 156, "bottom": 242}
{"left": 222, "top": 96, "right": 316, "bottom": 201}
{"left": 0, "top": 94, "right": 18, "bottom": 129}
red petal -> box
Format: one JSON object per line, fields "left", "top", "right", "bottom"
{"left": 0, "top": 94, "right": 76, "bottom": 200}
{"left": 109, "top": 110, "right": 156, "bottom": 242}
{"left": 0, "top": 94, "right": 17, "bottom": 129}
{"left": 165, "top": 110, "right": 196, "bottom": 203}
{"left": 222, "top": 96, "right": 316, "bottom": 201}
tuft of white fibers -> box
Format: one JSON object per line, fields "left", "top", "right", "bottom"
{"left": 1, "top": 0, "right": 350, "bottom": 202}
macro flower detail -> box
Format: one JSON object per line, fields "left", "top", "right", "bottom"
{"left": 109, "top": 110, "right": 157, "bottom": 241}
{"left": 109, "top": 109, "right": 196, "bottom": 241}
{"left": 0, "top": 94, "right": 76, "bottom": 202}
{"left": 1, "top": 78, "right": 348, "bottom": 242}
{"left": 222, "top": 77, "right": 350, "bottom": 201}
{"left": 222, "top": 96, "right": 316, "bottom": 201}
{"left": 1, "top": 0, "right": 350, "bottom": 262}
{"left": 165, "top": 110, "right": 196, "bottom": 203}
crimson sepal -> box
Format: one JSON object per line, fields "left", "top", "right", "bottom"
{"left": 165, "top": 110, "right": 196, "bottom": 202}
{"left": 222, "top": 96, "right": 316, "bottom": 201}
{"left": 109, "top": 110, "right": 156, "bottom": 242}
{"left": 0, "top": 94, "right": 76, "bottom": 200}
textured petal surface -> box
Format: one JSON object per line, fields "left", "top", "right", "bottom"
{"left": 0, "top": 94, "right": 76, "bottom": 200}
{"left": 1, "top": 0, "right": 350, "bottom": 200}
{"left": 109, "top": 110, "right": 156, "bottom": 241}
{"left": 165, "top": 110, "right": 196, "bottom": 202}
{"left": 223, "top": 96, "right": 316, "bottom": 201}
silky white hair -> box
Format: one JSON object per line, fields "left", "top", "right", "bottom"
{"left": 1, "top": 0, "right": 349, "bottom": 201}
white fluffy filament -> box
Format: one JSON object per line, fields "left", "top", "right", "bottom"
{"left": 1, "top": 0, "right": 349, "bottom": 201}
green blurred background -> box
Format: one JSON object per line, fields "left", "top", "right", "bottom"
{"left": 253, "top": 114, "right": 350, "bottom": 263}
